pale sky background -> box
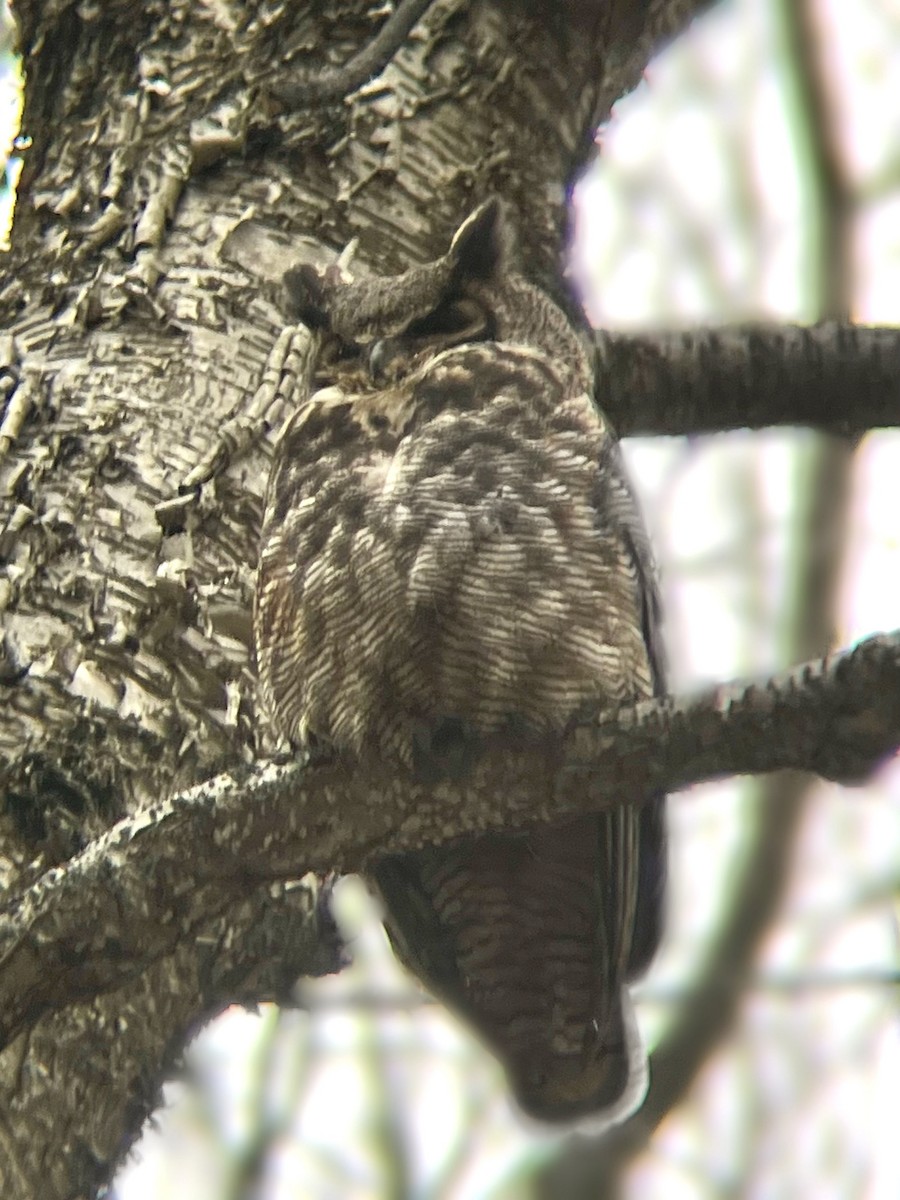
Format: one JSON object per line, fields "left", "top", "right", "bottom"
{"left": 1, "top": 0, "right": 898, "bottom": 1197}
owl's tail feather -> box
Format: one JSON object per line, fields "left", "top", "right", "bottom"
{"left": 508, "top": 986, "right": 648, "bottom": 1130}
{"left": 371, "top": 806, "right": 661, "bottom": 1130}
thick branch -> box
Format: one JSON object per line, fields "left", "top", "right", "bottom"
{"left": 596, "top": 323, "right": 900, "bottom": 435}
{"left": 0, "top": 631, "right": 897, "bottom": 1055}
{"left": 2, "top": 884, "right": 343, "bottom": 1200}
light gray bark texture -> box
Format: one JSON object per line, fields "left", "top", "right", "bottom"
{"left": 0, "top": 1, "right": 713, "bottom": 1194}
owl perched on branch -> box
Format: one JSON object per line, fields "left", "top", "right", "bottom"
{"left": 255, "top": 200, "right": 666, "bottom": 1125}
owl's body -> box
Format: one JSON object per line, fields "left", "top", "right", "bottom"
{"left": 255, "top": 201, "right": 666, "bottom": 1124}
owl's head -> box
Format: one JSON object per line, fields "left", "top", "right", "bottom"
{"left": 281, "top": 199, "right": 515, "bottom": 381}
{"left": 366, "top": 198, "right": 518, "bottom": 380}
{"left": 282, "top": 197, "right": 591, "bottom": 395}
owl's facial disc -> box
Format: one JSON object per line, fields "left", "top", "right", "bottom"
{"left": 368, "top": 297, "right": 492, "bottom": 383}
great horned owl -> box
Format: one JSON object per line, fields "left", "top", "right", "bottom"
{"left": 255, "top": 200, "right": 666, "bottom": 1125}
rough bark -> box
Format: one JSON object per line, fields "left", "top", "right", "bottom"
{"left": 0, "top": 1, "right": 716, "bottom": 1194}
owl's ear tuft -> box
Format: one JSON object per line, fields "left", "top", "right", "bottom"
{"left": 449, "top": 197, "right": 514, "bottom": 283}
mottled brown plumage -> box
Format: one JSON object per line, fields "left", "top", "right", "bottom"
{"left": 255, "top": 200, "right": 666, "bottom": 1125}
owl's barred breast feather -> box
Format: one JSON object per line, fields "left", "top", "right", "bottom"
{"left": 255, "top": 200, "right": 666, "bottom": 1126}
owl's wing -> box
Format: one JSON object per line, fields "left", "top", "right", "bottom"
{"left": 592, "top": 435, "right": 667, "bottom": 979}
{"left": 593, "top": 436, "right": 666, "bottom": 695}
{"left": 371, "top": 847, "right": 468, "bottom": 1004}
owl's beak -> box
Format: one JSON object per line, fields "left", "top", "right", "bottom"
{"left": 368, "top": 338, "right": 399, "bottom": 383}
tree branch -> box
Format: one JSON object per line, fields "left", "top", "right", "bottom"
{"left": 273, "top": 0, "right": 437, "bottom": 106}
{"left": 2, "top": 884, "right": 344, "bottom": 1200}
{"left": 0, "top": 631, "right": 896, "bottom": 1055}
{"left": 596, "top": 323, "right": 900, "bottom": 435}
